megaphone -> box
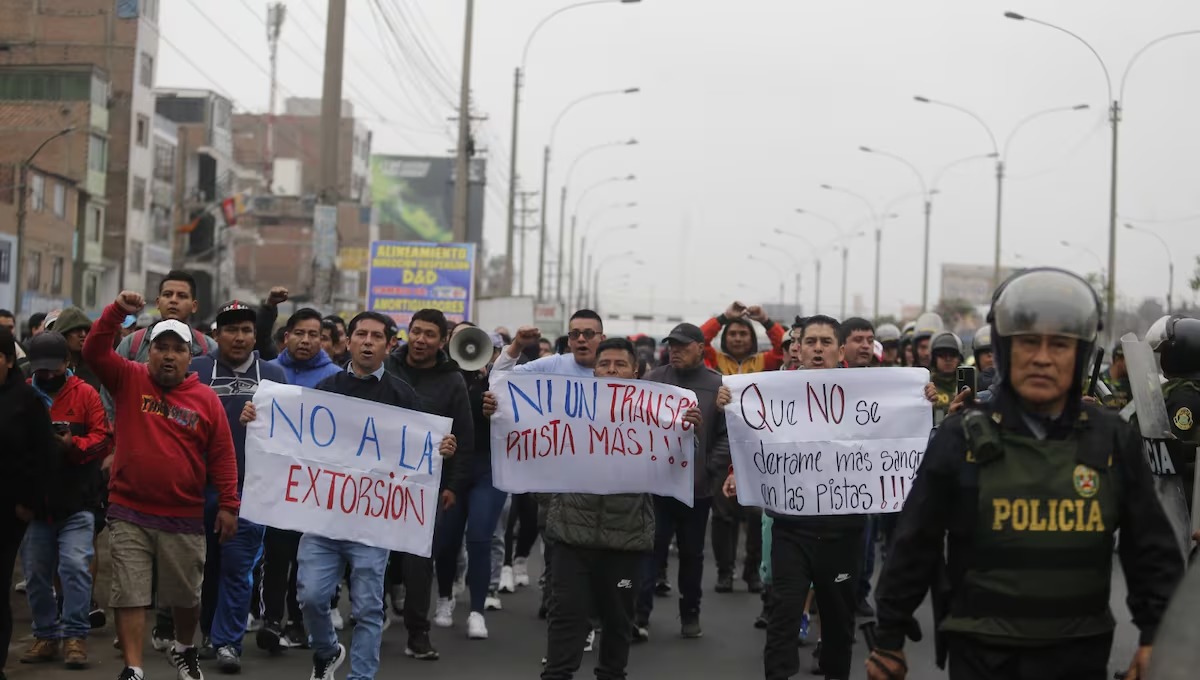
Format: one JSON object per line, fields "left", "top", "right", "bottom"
{"left": 449, "top": 326, "right": 494, "bottom": 371}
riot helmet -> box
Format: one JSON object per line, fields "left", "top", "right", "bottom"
{"left": 972, "top": 325, "right": 992, "bottom": 354}
{"left": 930, "top": 331, "right": 964, "bottom": 361}
{"left": 912, "top": 312, "right": 945, "bottom": 342}
{"left": 876, "top": 323, "right": 901, "bottom": 346}
{"left": 1147, "top": 315, "right": 1200, "bottom": 379}
{"left": 987, "top": 267, "right": 1102, "bottom": 398}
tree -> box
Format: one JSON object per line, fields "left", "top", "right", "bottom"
{"left": 934, "top": 298, "right": 974, "bottom": 326}
{"left": 1190, "top": 255, "right": 1200, "bottom": 297}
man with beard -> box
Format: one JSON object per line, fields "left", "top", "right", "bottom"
{"left": 383, "top": 308, "right": 474, "bottom": 660}
{"left": 83, "top": 292, "right": 239, "bottom": 680}
{"left": 188, "top": 302, "right": 286, "bottom": 671}
{"left": 634, "top": 323, "right": 731, "bottom": 641}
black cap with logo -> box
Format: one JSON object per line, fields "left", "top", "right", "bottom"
{"left": 215, "top": 301, "right": 257, "bottom": 327}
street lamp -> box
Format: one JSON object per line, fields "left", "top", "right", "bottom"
{"left": 562, "top": 139, "right": 637, "bottom": 307}
{"left": 505, "top": 0, "right": 642, "bottom": 294}
{"left": 1005, "top": 10, "right": 1200, "bottom": 338}
{"left": 931, "top": 152, "right": 999, "bottom": 193}
{"left": 581, "top": 223, "right": 639, "bottom": 302}
{"left": 573, "top": 201, "right": 636, "bottom": 307}
{"left": 15, "top": 126, "right": 76, "bottom": 313}
{"left": 757, "top": 243, "right": 803, "bottom": 310}
{"left": 859, "top": 145, "right": 934, "bottom": 311}
{"left": 818, "top": 184, "right": 885, "bottom": 320}
{"left": 1060, "top": 240, "right": 1106, "bottom": 277}
{"left": 571, "top": 174, "right": 635, "bottom": 302}
{"left": 1125, "top": 223, "right": 1174, "bottom": 313}
{"left": 773, "top": 228, "right": 821, "bottom": 313}
{"left": 591, "top": 253, "right": 644, "bottom": 310}
{"left": 539, "top": 88, "right": 639, "bottom": 303}
{"left": 748, "top": 254, "right": 786, "bottom": 307}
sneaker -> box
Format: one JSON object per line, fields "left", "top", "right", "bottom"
{"left": 654, "top": 578, "right": 672, "bottom": 597}
{"left": 856, "top": 598, "right": 876, "bottom": 618}
{"left": 632, "top": 624, "right": 649, "bottom": 643}
{"left": 215, "top": 645, "right": 241, "bottom": 674}
{"left": 14, "top": 579, "right": 26, "bottom": 593}
{"left": 513, "top": 557, "right": 530, "bottom": 587}
{"left": 20, "top": 638, "right": 59, "bottom": 664}
{"left": 112, "top": 637, "right": 122, "bottom": 651}
{"left": 198, "top": 637, "right": 216, "bottom": 660}
{"left": 151, "top": 625, "right": 175, "bottom": 652}
{"left": 245, "top": 615, "right": 262, "bottom": 634}
{"left": 681, "top": 615, "right": 703, "bottom": 639}
{"left": 746, "top": 574, "right": 764, "bottom": 594}
{"left": 404, "top": 631, "right": 439, "bottom": 660}
{"left": 169, "top": 645, "right": 203, "bottom": 680}
{"left": 484, "top": 589, "right": 503, "bottom": 611}
{"left": 811, "top": 640, "right": 823, "bottom": 675}
{"left": 714, "top": 574, "right": 734, "bottom": 593}
{"left": 433, "top": 596, "right": 455, "bottom": 628}
{"left": 89, "top": 602, "right": 107, "bottom": 629}
{"left": 330, "top": 608, "right": 344, "bottom": 632}
{"left": 498, "top": 565, "right": 515, "bottom": 593}
{"left": 283, "top": 621, "right": 310, "bottom": 650}
{"left": 256, "top": 622, "right": 285, "bottom": 655}
{"left": 309, "top": 643, "right": 345, "bottom": 680}
{"left": 117, "top": 667, "right": 145, "bottom": 680}
{"left": 799, "top": 612, "right": 810, "bottom": 644}
{"left": 64, "top": 637, "right": 88, "bottom": 669}
{"left": 583, "top": 629, "right": 596, "bottom": 652}
{"left": 754, "top": 609, "right": 768, "bottom": 629}
{"left": 537, "top": 604, "right": 548, "bottom": 620}
{"left": 466, "top": 611, "right": 488, "bottom": 640}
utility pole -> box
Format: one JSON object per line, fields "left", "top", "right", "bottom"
{"left": 515, "top": 190, "right": 539, "bottom": 296}
{"left": 452, "top": 0, "right": 475, "bottom": 242}
{"left": 315, "top": 0, "right": 346, "bottom": 307}
{"left": 536, "top": 145, "right": 549, "bottom": 301}
{"left": 504, "top": 68, "right": 521, "bottom": 296}
{"left": 265, "top": 3, "right": 286, "bottom": 193}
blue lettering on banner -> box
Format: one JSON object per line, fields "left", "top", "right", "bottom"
{"left": 508, "top": 380, "right": 544, "bottom": 423}
{"left": 357, "top": 416, "right": 381, "bottom": 460}
{"left": 310, "top": 405, "right": 337, "bottom": 447}
{"left": 271, "top": 399, "right": 304, "bottom": 441}
{"left": 507, "top": 377, "right": 602, "bottom": 424}
{"left": 397, "top": 425, "right": 437, "bottom": 475}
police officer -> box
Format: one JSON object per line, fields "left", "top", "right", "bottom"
{"left": 911, "top": 313, "right": 945, "bottom": 369}
{"left": 867, "top": 268, "right": 1183, "bottom": 680}
{"left": 1146, "top": 316, "right": 1200, "bottom": 513}
{"left": 877, "top": 324, "right": 902, "bottom": 366}
{"left": 899, "top": 322, "right": 916, "bottom": 367}
{"left": 928, "top": 331, "right": 963, "bottom": 423}
{"left": 972, "top": 326, "right": 995, "bottom": 389}
{"left": 1101, "top": 344, "right": 1132, "bottom": 410}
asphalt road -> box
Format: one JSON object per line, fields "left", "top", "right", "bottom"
{"left": 6, "top": 540, "right": 1144, "bottom": 680}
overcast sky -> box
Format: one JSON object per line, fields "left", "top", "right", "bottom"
{"left": 158, "top": 0, "right": 1200, "bottom": 323}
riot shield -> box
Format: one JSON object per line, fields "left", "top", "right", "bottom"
{"left": 1122, "top": 334, "right": 1172, "bottom": 439}
{"left": 1147, "top": 555, "right": 1200, "bottom": 680}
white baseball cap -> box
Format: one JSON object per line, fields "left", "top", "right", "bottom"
{"left": 148, "top": 319, "right": 193, "bottom": 344}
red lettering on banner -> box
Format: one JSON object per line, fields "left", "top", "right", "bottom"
{"left": 302, "top": 467, "right": 322, "bottom": 506}
{"left": 504, "top": 421, "right": 577, "bottom": 461}
{"left": 325, "top": 471, "right": 346, "bottom": 509}
{"left": 285, "top": 465, "right": 301, "bottom": 502}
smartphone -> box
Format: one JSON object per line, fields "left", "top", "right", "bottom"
{"left": 52, "top": 421, "right": 71, "bottom": 435}
{"left": 956, "top": 366, "right": 977, "bottom": 399}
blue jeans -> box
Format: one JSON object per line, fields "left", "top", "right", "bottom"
{"left": 201, "top": 495, "right": 265, "bottom": 652}
{"left": 22, "top": 511, "right": 95, "bottom": 640}
{"left": 297, "top": 535, "right": 388, "bottom": 680}
{"left": 435, "top": 473, "right": 508, "bottom": 612}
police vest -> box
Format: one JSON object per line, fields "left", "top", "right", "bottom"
{"left": 931, "top": 372, "right": 957, "bottom": 426}
{"left": 941, "top": 409, "right": 1121, "bottom": 642}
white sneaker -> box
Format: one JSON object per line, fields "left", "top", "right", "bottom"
{"left": 14, "top": 579, "right": 26, "bottom": 593}
{"left": 584, "top": 629, "right": 596, "bottom": 652}
{"left": 513, "top": 557, "right": 530, "bottom": 587}
{"left": 499, "top": 566, "right": 515, "bottom": 593}
{"left": 433, "top": 597, "right": 455, "bottom": 628}
{"left": 467, "top": 611, "right": 488, "bottom": 640}
{"left": 484, "top": 589, "right": 503, "bottom": 611}
{"left": 246, "top": 615, "right": 262, "bottom": 633}
{"left": 330, "top": 608, "right": 344, "bottom": 631}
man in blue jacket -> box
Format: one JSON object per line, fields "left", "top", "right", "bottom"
{"left": 190, "top": 301, "right": 287, "bottom": 672}
{"left": 259, "top": 307, "right": 344, "bottom": 652}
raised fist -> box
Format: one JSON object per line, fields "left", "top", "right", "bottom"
{"left": 116, "top": 291, "right": 145, "bottom": 314}
{"left": 266, "top": 286, "right": 289, "bottom": 307}
{"left": 514, "top": 326, "right": 541, "bottom": 347}
{"left": 725, "top": 301, "right": 747, "bottom": 319}
{"left": 747, "top": 305, "right": 769, "bottom": 323}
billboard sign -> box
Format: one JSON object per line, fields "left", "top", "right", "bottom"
{"left": 367, "top": 241, "right": 476, "bottom": 342}
{"left": 370, "top": 155, "right": 485, "bottom": 244}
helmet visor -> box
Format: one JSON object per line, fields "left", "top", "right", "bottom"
{"left": 992, "top": 270, "right": 1100, "bottom": 341}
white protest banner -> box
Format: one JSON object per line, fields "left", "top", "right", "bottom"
{"left": 242, "top": 380, "right": 452, "bottom": 557}
{"left": 724, "top": 368, "right": 931, "bottom": 516}
{"left": 489, "top": 373, "right": 698, "bottom": 506}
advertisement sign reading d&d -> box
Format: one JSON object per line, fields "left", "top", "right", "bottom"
{"left": 367, "top": 240, "right": 475, "bottom": 342}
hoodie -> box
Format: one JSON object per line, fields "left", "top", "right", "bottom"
{"left": 270, "top": 348, "right": 342, "bottom": 388}
{"left": 0, "top": 375, "right": 55, "bottom": 518}
{"left": 52, "top": 306, "right": 102, "bottom": 393}
{"left": 384, "top": 345, "right": 474, "bottom": 495}
{"left": 190, "top": 349, "right": 288, "bottom": 491}
{"left": 701, "top": 315, "right": 785, "bottom": 375}
{"left": 643, "top": 362, "right": 728, "bottom": 499}
{"left": 82, "top": 303, "right": 239, "bottom": 520}
{"left": 27, "top": 373, "right": 111, "bottom": 520}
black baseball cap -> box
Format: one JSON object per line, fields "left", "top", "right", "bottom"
{"left": 27, "top": 331, "right": 69, "bottom": 372}
{"left": 215, "top": 300, "right": 256, "bottom": 327}
{"left": 662, "top": 323, "right": 704, "bottom": 345}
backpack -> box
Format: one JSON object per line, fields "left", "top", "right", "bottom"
{"left": 128, "top": 324, "right": 210, "bottom": 359}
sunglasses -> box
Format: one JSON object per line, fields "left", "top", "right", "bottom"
{"left": 568, "top": 329, "right": 599, "bottom": 341}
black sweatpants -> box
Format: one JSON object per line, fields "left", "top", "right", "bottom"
{"left": 711, "top": 471, "right": 762, "bottom": 580}
{"left": 542, "top": 544, "right": 642, "bottom": 680}
{"left": 765, "top": 523, "right": 862, "bottom": 680}
{"left": 947, "top": 632, "right": 1112, "bottom": 680}
{"left": 505, "top": 494, "right": 540, "bottom": 564}
{"left": 261, "top": 528, "right": 302, "bottom": 626}
{"left": 387, "top": 552, "right": 434, "bottom": 634}
{"left": 1, "top": 517, "right": 27, "bottom": 669}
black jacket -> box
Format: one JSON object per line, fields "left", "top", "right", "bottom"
{"left": 384, "top": 346, "right": 475, "bottom": 495}
{"left": 873, "top": 385, "right": 1183, "bottom": 651}
{"left": 643, "top": 362, "right": 727, "bottom": 499}
{"left": 0, "top": 378, "right": 56, "bottom": 517}
{"left": 463, "top": 368, "right": 492, "bottom": 483}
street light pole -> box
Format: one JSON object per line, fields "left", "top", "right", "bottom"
{"left": 756, "top": 246, "right": 800, "bottom": 309}
{"left": 773, "top": 227, "right": 820, "bottom": 313}
{"left": 504, "top": 0, "right": 641, "bottom": 295}
{"left": 859, "top": 146, "right": 931, "bottom": 311}
{"left": 14, "top": 126, "right": 75, "bottom": 314}
{"left": 818, "top": 186, "right": 881, "bottom": 319}
{"left": 561, "top": 138, "right": 637, "bottom": 308}
{"left": 576, "top": 202, "right": 635, "bottom": 307}
{"left": 1125, "top": 223, "right": 1174, "bottom": 313}
{"left": 748, "top": 254, "right": 785, "bottom": 307}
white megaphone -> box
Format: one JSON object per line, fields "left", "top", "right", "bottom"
{"left": 449, "top": 326, "right": 494, "bottom": 372}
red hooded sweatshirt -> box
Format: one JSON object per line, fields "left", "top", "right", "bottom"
{"left": 82, "top": 303, "right": 239, "bottom": 519}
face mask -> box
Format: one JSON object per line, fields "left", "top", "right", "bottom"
{"left": 39, "top": 373, "right": 67, "bottom": 393}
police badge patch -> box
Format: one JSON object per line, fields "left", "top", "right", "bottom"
{"left": 1073, "top": 464, "right": 1099, "bottom": 499}
{"left": 1173, "top": 407, "right": 1193, "bottom": 432}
